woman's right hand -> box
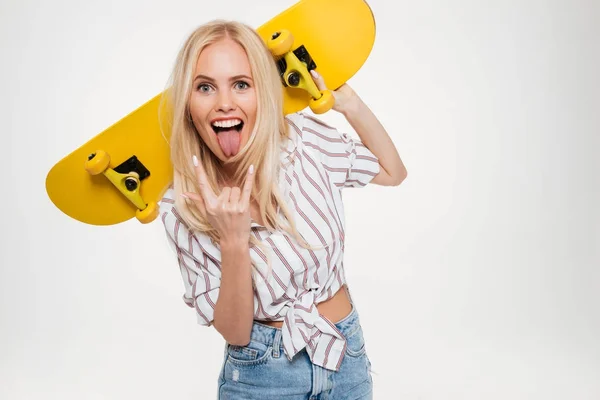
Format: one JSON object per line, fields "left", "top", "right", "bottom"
{"left": 182, "top": 155, "right": 255, "bottom": 245}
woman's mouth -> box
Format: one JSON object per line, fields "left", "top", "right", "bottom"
{"left": 211, "top": 118, "right": 244, "bottom": 157}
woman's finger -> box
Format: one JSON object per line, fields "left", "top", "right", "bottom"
{"left": 193, "top": 155, "right": 217, "bottom": 206}
{"left": 218, "top": 187, "right": 232, "bottom": 211}
{"left": 181, "top": 191, "right": 206, "bottom": 216}
{"left": 229, "top": 186, "right": 241, "bottom": 207}
{"left": 310, "top": 69, "right": 327, "bottom": 91}
{"left": 241, "top": 164, "right": 255, "bottom": 206}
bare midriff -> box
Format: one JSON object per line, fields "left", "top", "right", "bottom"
{"left": 255, "top": 284, "right": 353, "bottom": 328}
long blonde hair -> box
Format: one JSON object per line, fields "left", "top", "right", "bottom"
{"left": 159, "top": 20, "right": 321, "bottom": 279}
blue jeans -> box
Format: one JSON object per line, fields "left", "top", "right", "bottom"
{"left": 217, "top": 305, "right": 373, "bottom": 399}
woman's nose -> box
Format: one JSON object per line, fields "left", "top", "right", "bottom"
{"left": 216, "top": 91, "right": 235, "bottom": 112}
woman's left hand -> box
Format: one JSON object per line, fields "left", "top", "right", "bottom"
{"left": 310, "top": 69, "right": 361, "bottom": 115}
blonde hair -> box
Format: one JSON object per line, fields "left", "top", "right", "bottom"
{"left": 159, "top": 20, "right": 322, "bottom": 280}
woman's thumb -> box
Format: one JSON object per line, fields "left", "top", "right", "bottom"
{"left": 181, "top": 192, "right": 206, "bottom": 215}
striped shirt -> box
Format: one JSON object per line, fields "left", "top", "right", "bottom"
{"left": 159, "top": 112, "right": 380, "bottom": 371}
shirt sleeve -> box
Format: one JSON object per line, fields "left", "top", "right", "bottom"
{"left": 160, "top": 196, "right": 221, "bottom": 327}
{"left": 299, "top": 113, "right": 381, "bottom": 189}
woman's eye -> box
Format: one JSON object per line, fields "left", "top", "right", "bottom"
{"left": 197, "top": 84, "right": 211, "bottom": 92}
{"left": 235, "top": 81, "right": 249, "bottom": 90}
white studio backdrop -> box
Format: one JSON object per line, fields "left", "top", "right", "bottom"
{"left": 1, "top": 0, "right": 598, "bottom": 399}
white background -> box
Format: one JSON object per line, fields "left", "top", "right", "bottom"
{"left": 1, "top": 0, "right": 599, "bottom": 399}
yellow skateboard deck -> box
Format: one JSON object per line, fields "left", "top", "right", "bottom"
{"left": 45, "top": 0, "right": 376, "bottom": 226}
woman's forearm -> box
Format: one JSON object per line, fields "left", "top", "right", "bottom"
{"left": 342, "top": 98, "right": 407, "bottom": 185}
{"left": 212, "top": 240, "right": 254, "bottom": 346}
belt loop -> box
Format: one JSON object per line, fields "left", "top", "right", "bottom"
{"left": 272, "top": 330, "right": 282, "bottom": 358}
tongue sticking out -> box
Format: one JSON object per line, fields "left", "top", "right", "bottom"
{"left": 216, "top": 129, "right": 241, "bottom": 157}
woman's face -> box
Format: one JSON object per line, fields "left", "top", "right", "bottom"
{"left": 189, "top": 38, "right": 257, "bottom": 163}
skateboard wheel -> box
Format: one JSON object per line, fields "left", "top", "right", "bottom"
{"left": 136, "top": 201, "right": 159, "bottom": 224}
{"left": 84, "top": 150, "right": 110, "bottom": 175}
{"left": 267, "top": 30, "right": 294, "bottom": 56}
{"left": 309, "top": 90, "right": 335, "bottom": 114}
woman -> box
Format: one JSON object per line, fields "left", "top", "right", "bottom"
{"left": 159, "top": 19, "right": 406, "bottom": 399}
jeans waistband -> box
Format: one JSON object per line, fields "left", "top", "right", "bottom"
{"left": 248, "top": 304, "right": 360, "bottom": 348}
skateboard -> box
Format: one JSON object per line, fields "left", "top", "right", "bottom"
{"left": 45, "top": 0, "right": 376, "bottom": 226}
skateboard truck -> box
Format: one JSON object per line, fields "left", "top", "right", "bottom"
{"left": 84, "top": 151, "right": 159, "bottom": 224}
{"left": 267, "top": 30, "right": 335, "bottom": 114}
